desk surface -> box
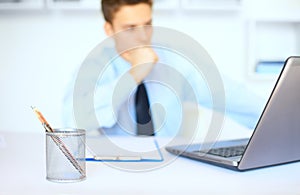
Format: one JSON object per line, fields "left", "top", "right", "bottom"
{"left": 1, "top": 129, "right": 300, "bottom": 195}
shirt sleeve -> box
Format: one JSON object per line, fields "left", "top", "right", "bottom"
{"left": 62, "top": 56, "right": 137, "bottom": 131}
{"left": 94, "top": 72, "right": 137, "bottom": 128}
{"left": 222, "top": 76, "right": 266, "bottom": 129}
{"left": 180, "top": 65, "right": 265, "bottom": 130}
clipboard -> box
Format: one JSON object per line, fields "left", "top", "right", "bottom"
{"left": 85, "top": 136, "right": 164, "bottom": 162}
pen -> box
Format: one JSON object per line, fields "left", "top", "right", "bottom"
{"left": 31, "top": 106, "right": 85, "bottom": 177}
{"left": 85, "top": 156, "right": 164, "bottom": 162}
{"left": 93, "top": 156, "right": 142, "bottom": 161}
{"left": 85, "top": 140, "right": 164, "bottom": 162}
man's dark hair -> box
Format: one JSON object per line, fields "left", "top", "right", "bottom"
{"left": 101, "top": 0, "right": 153, "bottom": 24}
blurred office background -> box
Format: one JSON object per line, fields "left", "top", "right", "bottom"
{"left": 0, "top": 0, "right": 299, "bottom": 132}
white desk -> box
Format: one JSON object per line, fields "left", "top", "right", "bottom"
{"left": 0, "top": 128, "right": 300, "bottom": 195}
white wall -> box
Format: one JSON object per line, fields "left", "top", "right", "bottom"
{"left": 0, "top": 0, "right": 298, "bottom": 132}
{"left": 0, "top": 11, "right": 105, "bottom": 132}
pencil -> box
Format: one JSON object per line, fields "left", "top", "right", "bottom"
{"left": 31, "top": 106, "right": 85, "bottom": 177}
{"left": 31, "top": 106, "right": 53, "bottom": 132}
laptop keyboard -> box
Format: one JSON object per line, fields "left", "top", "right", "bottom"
{"left": 206, "top": 145, "right": 247, "bottom": 158}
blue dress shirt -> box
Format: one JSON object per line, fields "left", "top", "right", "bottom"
{"left": 62, "top": 47, "right": 265, "bottom": 136}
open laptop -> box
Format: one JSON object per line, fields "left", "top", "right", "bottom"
{"left": 166, "top": 56, "right": 300, "bottom": 171}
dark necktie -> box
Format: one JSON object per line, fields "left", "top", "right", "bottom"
{"left": 135, "top": 82, "right": 155, "bottom": 136}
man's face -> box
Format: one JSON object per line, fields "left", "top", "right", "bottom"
{"left": 104, "top": 3, "right": 153, "bottom": 52}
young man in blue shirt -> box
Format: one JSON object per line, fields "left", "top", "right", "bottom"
{"left": 63, "top": 0, "right": 264, "bottom": 137}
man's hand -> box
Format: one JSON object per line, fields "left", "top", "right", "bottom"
{"left": 122, "top": 47, "right": 158, "bottom": 84}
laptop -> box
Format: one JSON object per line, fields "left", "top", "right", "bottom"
{"left": 166, "top": 56, "right": 300, "bottom": 171}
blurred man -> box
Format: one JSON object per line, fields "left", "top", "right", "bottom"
{"left": 63, "top": 0, "right": 264, "bottom": 137}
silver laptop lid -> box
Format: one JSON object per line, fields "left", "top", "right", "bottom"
{"left": 239, "top": 57, "right": 300, "bottom": 170}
